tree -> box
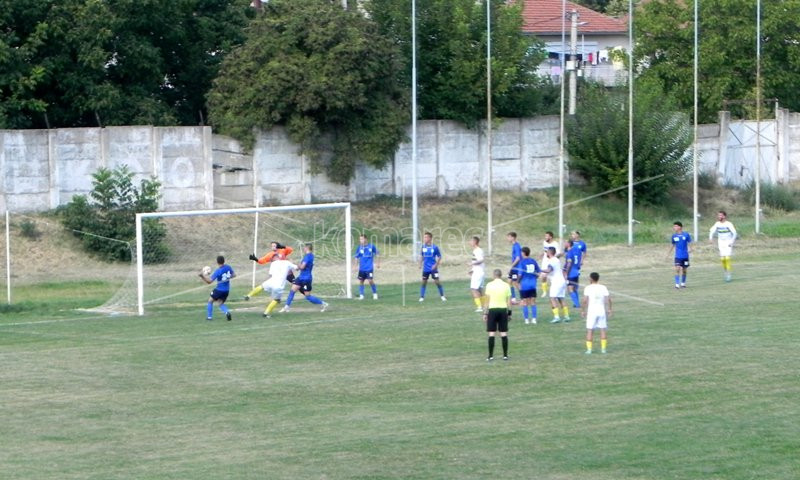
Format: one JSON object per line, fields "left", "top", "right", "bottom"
{"left": 59, "top": 165, "right": 167, "bottom": 263}
{"left": 566, "top": 82, "right": 692, "bottom": 204}
{"left": 636, "top": 0, "right": 800, "bottom": 123}
{"left": 208, "top": 0, "right": 408, "bottom": 184}
{"left": 0, "top": 0, "right": 251, "bottom": 129}
{"left": 366, "top": 0, "right": 556, "bottom": 125}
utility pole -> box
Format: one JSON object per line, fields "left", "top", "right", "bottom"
{"left": 568, "top": 10, "right": 578, "bottom": 115}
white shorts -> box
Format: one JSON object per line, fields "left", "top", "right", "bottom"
{"left": 718, "top": 242, "right": 733, "bottom": 257}
{"left": 261, "top": 281, "right": 284, "bottom": 300}
{"left": 470, "top": 271, "right": 485, "bottom": 290}
{"left": 586, "top": 310, "right": 608, "bottom": 330}
{"left": 549, "top": 279, "right": 566, "bottom": 298}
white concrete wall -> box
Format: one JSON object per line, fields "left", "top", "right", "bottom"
{"left": 2, "top": 113, "right": 798, "bottom": 213}
{"left": 0, "top": 126, "right": 212, "bottom": 213}
{"left": 698, "top": 109, "right": 800, "bottom": 187}
{"left": 785, "top": 111, "right": 800, "bottom": 182}
{"left": 252, "top": 117, "right": 563, "bottom": 205}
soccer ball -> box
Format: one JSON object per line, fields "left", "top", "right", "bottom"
{"left": 202, "top": 265, "right": 212, "bottom": 276}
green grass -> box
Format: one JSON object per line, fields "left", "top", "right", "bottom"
{"left": 2, "top": 252, "right": 799, "bottom": 479}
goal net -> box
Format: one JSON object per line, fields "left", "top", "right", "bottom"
{"left": 99, "top": 203, "right": 351, "bottom": 315}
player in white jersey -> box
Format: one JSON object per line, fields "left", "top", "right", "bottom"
{"left": 708, "top": 210, "right": 737, "bottom": 282}
{"left": 244, "top": 253, "right": 297, "bottom": 317}
{"left": 540, "top": 231, "right": 561, "bottom": 296}
{"left": 581, "top": 272, "right": 612, "bottom": 354}
{"left": 467, "top": 236, "right": 486, "bottom": 312}
{"left": 541, "top": 246, "right": 569, "bottom": 323}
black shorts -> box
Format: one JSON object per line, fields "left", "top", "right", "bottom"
{"left": 358, "top": 270, "right": 374, "bottom": 281}
{"left": 507, "top": 271, "right": 520, "bottom": 282}
{"left": 674, "top": 258, "right": 690, "bottom": 268}
{"left": 486, "top": 308, "right": 509, "bottom": 332}
{"left": 520, "top": 289, "right": 537, "bottom": 299}
{"left": 293, "top": 279, "right": 312, "bottom": 293}
{"left": 210, "top": 289, "right": 229, "bottom": 302}
{"left": 422, "top": 270, "right": 440, "bottom": 281}
{"left": 567, "top": 276, "right": 580, "bottom": 288}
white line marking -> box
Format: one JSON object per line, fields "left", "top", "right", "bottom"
{"left": 608, "top": 290, "right": 665, "bottom": 306}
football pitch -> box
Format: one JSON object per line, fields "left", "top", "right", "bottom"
{"left": 1, "top": 255, "right": 799, "bottom": 479}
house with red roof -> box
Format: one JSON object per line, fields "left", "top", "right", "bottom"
{"left": 520, "top": 0, "right": 629, "bottom": 85}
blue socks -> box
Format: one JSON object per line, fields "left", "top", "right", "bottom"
{"left": 219, "top": 304, "right": 229, "bottom": 314}
{"left": 681, "top": 274, "right": 686, "bottom": 284}
{"left": 359, "top": 285, "right": 365, "bottom": 296}
{"left": 306, "top": 295, "right": 323, "bottom": 305}
{"left": 511, "top": 287, "right": 517, "bottom": 299}
{"left": 206, "top": 303, "right": 213, "bottom": 319}
{"left": 286, "top": 290, "right": 296, "bottom": 306}
{"left": 420, "top": 285, "right": 427, "bottom": 298}
{"left": 437, "top": 285, "right": 444, "bottom": 296}
{"left": 570, "top": 290, "right": 580, "bottom": 308}
{"left": 674, "top": 275, "right": 680, "bottom": 285}
{"left": 522, "top": 305, "right": 529, "bottom": 319}
{"left": 371, "top": 284, "right": 377, "bottom": 294}
{"left": 532, "top": 305, "right": 537, "bottom": 319}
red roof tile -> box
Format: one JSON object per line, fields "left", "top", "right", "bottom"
{"left": 519, "top": 0, "right": 628, "bottom": 35}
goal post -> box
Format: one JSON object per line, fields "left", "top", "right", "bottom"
{"left": 134, "top": 202, "right": 352, "bottom": 316}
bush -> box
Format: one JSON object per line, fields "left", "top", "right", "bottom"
{"left": 18, "top": 219, "right": 41, "bottom": 240}
{"left": 743, "top": 182, "right": 798, "bottom": 212}
{"left": 58, "top": 166, "right": 168, "bottom": 263}
{"left": 566, "top": 82, "right": 692, "bottom": 204}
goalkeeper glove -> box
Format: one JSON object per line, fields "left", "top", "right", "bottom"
{"left": 249, "top": 253, "right": 258, "bottom": 262}
{"left": 275, "top": 243, "right": 285, "bottom": 249}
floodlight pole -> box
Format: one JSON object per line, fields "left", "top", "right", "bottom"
{"left": 486, "top": 0, "right": 493, "bottom": 256}
{"left": 5, "top": 210, "right": 10, "bottom": 305}
{"left": 411, "top": 0, "right": 420, "bottom": 261}
{"left": 558, "top": 0, "right": 567, "bottom": 244}
{"left": 627, "top": 0, "right": 634, "bottom": 246}
{"left": 692, "top": 0, "right": 699, "bottom": 241}
{"left": 754, "top": 0, "right": 761, "bottom": 234}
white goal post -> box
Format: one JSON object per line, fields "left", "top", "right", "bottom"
{"left": 135, "top": 202, "right": 352, "bottom": 316}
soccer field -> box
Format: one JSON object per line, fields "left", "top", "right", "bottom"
{"left": 1, "top": 254, "right": 799, "bottom": 479}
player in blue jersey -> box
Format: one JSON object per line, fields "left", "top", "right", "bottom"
{"left": 280, "top": 243, "right": 328, "bottom": 312}
{"left": 571, "top": 230, "right": 587, "bottom": 261}
{"left": 563, "top": 239, "right": 583, "bottom": 308}
{"left": 353, "top": 233, "right": 380, "bottom": 300}
{"left": 199, "top": 255, "right": 235, "bottom": 321}
{"left": 668, "top": 221, "right": 692, "bottom": 289}
{"left": 419, "top": 231, "right": 446, "bottom": 302}
{"left": 507, "top": 232, "right": 522, "bottom": 304}
{"left": 518, "top": 246, "right": 541, "bottom": 324}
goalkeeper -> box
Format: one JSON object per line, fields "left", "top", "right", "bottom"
{"left": 250, "top": 241, "right": 294, "bottom": 264}
{"left": 249, "top": 241, "right": 296, "bottom": 283}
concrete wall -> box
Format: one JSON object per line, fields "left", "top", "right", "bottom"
{"left": 1, "top": 113, "right": 798, "bottom": 213}
{"left": 697, "top": 109, "right": 800, "bottom": 187}
{"left": 0, "top": 126, "right": 213, "bottom": 213}
{"left": 252, "top": 117, "right": 563, "bottom": 205}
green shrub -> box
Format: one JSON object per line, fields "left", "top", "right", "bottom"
{"left": 58, "top": 165, "right": 168, "bottom": 263}
{"left": 18, "top": 219, "right": 41, "bottom": 240}
{"left": 743, "top": 182, "right": 798, "bottom": 212}
{"left": 697, "top": 171, "right": 717, "bottom": 190}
